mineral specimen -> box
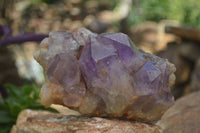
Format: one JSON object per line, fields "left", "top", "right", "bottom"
{"left": 34, "top": 28, "right": 176, "bottom": 122}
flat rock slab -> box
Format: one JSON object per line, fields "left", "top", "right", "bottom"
{"left": 157, "top": 91, "right": 200, "bottom": 133}
{"left": 11, "top": 109, "right": 162, "bottom": 133}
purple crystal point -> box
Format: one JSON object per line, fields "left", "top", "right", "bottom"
{"left": 47, "top": 53, "right": 80, "bottom": 88}
{"left": 91, "top": 37, "right": 117, "bottom": 61}
{"left": 100, "top": 34, "right": 144, "bottom": 72}
{"left": 101, "top": 33, "right": 132, "bottom": 47}
{"left": 34, "top": 28, "right": 176, "bottom": 122}
{"left": 133, "top": 61, "right": 162, "bottom": 95}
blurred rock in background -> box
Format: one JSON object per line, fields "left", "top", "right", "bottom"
{"left": 157, "top": 91, "right": 200, "bottom": 133}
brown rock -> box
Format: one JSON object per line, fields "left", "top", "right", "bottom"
{"left": 190, "top": 58, "right": 200, "bottom": 92}
{"left": 131, "top": 21, "right": 177, "bottom": 54}
{"left": 12, "top": 109, "right": 162, "bottom": 133}
{"left": 157, "top": 91, "right": 200, "bottom": 133}
{"left": 165, "top": 26, "right": 200, "bottom": 43}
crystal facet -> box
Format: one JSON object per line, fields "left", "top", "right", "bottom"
{"left": 34, "top": 28, "right": 176, "bottom": 122}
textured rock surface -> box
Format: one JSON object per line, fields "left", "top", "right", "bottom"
{"left": 157, "top": 91, "right": 200, "bottom": 133}
{"left": 190, "top": 59, "right": 200, "bottom": 92}
{"left": 34, "top": 28, "right": 176, "bottom": 122}
{"left": 11, "top": 109, "right": 162, "bottom": 133}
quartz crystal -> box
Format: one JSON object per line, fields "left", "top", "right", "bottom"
{"left": 34, "top": 28, "right": 176, "bottom": 122}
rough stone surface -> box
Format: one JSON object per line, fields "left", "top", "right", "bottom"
{"left": 190, "top": 58, "right": 200, "bottom": 92}
{"left": 34, "top": 28, "right": 176, "bottom": 122}
{"left": 157, "top": 91, "right": 200, "bottom": 133}
{"left": 11, "top": 109, "right": 162, "bottom": 133}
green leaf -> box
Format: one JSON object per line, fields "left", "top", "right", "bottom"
{"left": 22, "top": 85, "right": 33, "bottom": 95}
{"left": 0, "top": 111, "right": 13, "bottom": 123}
{"left": 0, "top": 124, "right": 12, "bottom": 133}
{"left": 10, "top": 105, "right": 23, "bottom": 118}
{"left": 30, "top": 102, "right": 43, "bottom": 107}
{"left": 5, "top": 98, "right": 21, "bottom": 117}
{"left": 4, "top": 84, "right": 24, "bottom": 100}
{"left": 0, "top": 83, "right": 58, "bottom": 132}
{"left": 24, "top": 96, "right": 34, "bottom": 105}
{"left": 0, "top": 100, "right": 9, "bottom": 111}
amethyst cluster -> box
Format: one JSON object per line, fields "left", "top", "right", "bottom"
{"left": 34, "top": 28, "right": 176, "bottom": 122}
